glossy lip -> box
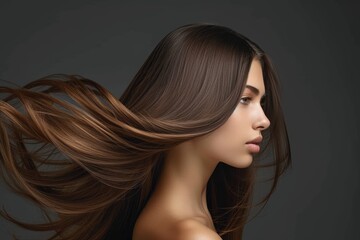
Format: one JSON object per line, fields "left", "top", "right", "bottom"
{"left": 246, "top": 136, "right": 263, "bottom": 144}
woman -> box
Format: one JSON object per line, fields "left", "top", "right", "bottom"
{"left": 0, "top": 23, "right": 291, "bottom": 240}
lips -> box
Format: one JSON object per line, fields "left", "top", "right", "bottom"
{"left": 246, "top": 136, "right": 263, "bottom": 144}
{"left": 246, "top": 136, "right": 263, "bottom": 153}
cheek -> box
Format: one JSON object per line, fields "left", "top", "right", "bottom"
{"left": 218, "top": 113, "right": 245, "bottom": 143}
{"left": 197, "top": 114, "right": 245, "bottom": 160}
{"left": 210, "top": 116, "right": 254, "bottom": 168}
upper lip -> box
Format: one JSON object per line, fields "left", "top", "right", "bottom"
{"left": 246, "top": 136, "right": 263, "bottom": 144}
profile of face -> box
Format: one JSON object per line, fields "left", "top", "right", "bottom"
{"left": 193, "top": 59, "right": 270, "bottom": 168}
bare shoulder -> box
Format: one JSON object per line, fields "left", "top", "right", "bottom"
{"left": 173, "top": 219, "right": 223, "bottom": 240}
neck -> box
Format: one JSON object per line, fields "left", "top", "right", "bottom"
{"left": 151, "top": 141, "right": 219, "bottom": 223}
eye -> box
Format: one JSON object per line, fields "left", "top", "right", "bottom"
{"left": 239, "top": 97, "right": 251, "bottom": 105}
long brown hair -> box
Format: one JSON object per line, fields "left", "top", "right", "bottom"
{"left": 0, "top": 23, "right": 291, "bottom": 240}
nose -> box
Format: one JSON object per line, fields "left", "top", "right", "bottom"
{"left": 253, "top": 107, "right": 270, "bottom": 131}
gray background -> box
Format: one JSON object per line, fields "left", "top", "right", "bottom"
{"left": 0, "top": 0, "right": 359, "bottom": 239}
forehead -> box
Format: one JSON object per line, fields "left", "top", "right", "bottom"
{"left": 244, "top": 59, "right": 265, "bottom": 95}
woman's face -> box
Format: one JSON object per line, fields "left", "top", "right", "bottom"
{"left": 193, "top": 59, "right": 270, "bottom": 168}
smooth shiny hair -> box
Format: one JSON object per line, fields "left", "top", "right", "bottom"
{"left": 0, "top": 23, "right": 291, "bottom": 240}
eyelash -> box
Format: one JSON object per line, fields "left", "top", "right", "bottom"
{"left": 240, "top": 97, "right": 266, "bottom": 107}
{"left": 239, "top": 97, "right": 252, "bottom": 105}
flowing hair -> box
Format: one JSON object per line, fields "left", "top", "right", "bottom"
{"left": 0, "top": 23, "right": 291, "bottom": 240}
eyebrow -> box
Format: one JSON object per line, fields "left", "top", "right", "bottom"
{"left": 245, "top": 85, "right": 266, "bottom": 98}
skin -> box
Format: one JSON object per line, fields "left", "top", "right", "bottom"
{"left": 133, "top": 58, "right": 271, "bottom": 240}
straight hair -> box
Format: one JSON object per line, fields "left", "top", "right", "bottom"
{"left": 0, "top": 23, "right": 291, "bottom": 240}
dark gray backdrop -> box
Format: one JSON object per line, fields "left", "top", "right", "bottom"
{"left": 0, "top": 0, "right": 359, "bottom": 239}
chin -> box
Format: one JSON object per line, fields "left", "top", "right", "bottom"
{"left": 224, "top": 155, "right": 253, "bottom": 168}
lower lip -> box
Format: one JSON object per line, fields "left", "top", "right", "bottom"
{"left": 246, "top": 143, "right": 260, "bottom": 153}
